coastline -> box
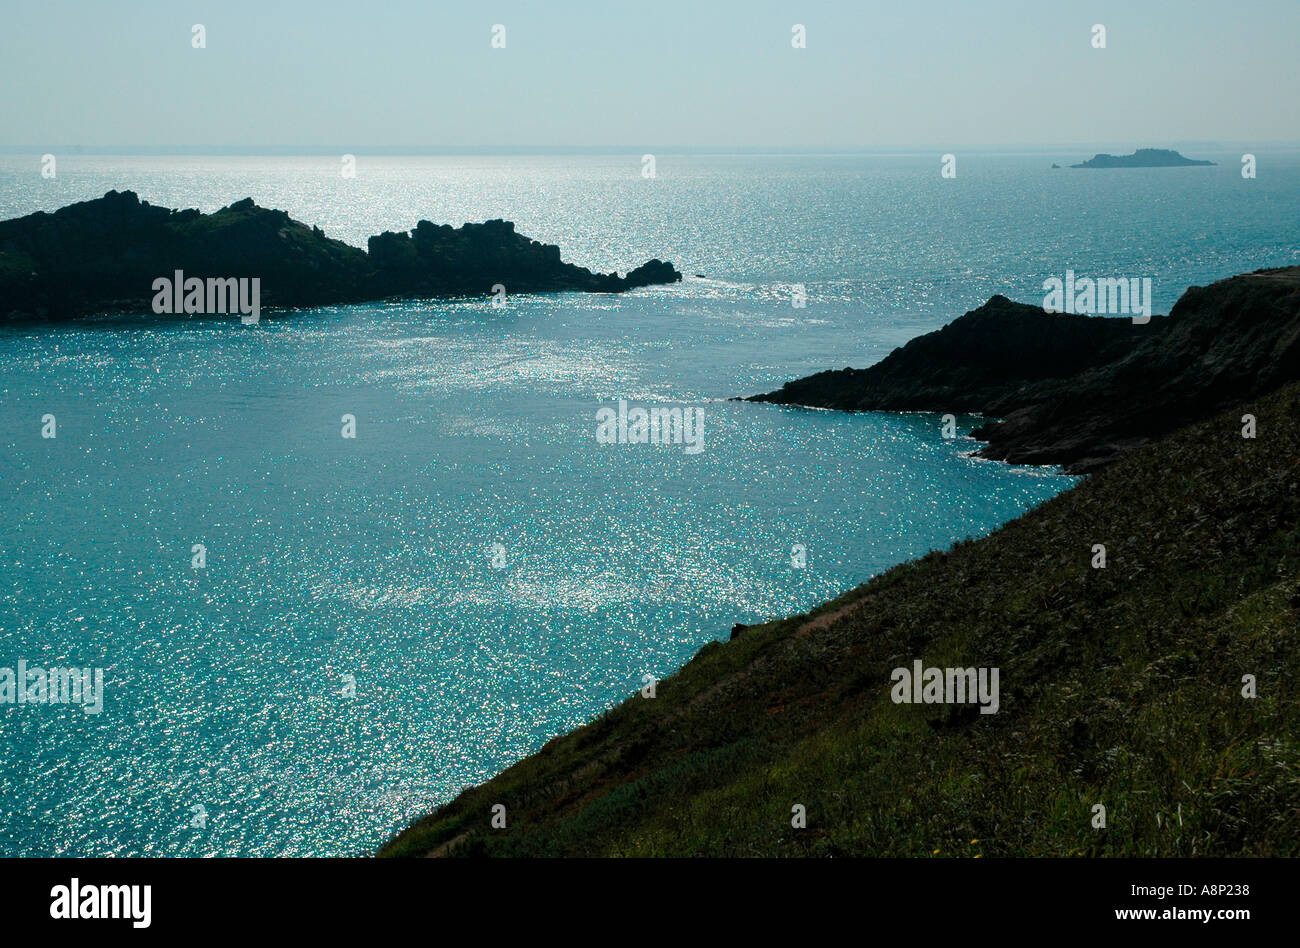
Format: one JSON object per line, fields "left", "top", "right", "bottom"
{"left": 382, "top": 265, "right": 1300, "bottom": 857}
{"left": 383, "top": 378, "right": 1300, "bottom": 856}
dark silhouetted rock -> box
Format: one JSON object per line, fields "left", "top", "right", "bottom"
{"left": 749, "top": 267, "right": 1300, "bottom": 473}
{"left": 0, "top": 191, "right": 681, "bottom": 320}
{"left": 620, "top": 259, "right": 681, "bottom": 291}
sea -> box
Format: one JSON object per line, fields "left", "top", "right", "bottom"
{"left": 1, "top": 150, "right": 1296, "bottom": 855}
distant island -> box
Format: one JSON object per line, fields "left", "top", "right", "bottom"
{"left": 1070, "top": 148, "right": 1214, "bottom": 168}
{"left": 0, "top": 191, "right": 681, "bottom": 321}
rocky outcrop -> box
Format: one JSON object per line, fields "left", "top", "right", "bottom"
{"left": 620, "top": 258, "right": 681, "bottom": 291}
{"left": 1070, "top": 148, "right": 1214, "bottom": 168}
{"left": 0, "top": 190, "right": 681, "bottom": 320}
{"left": 365, "top": 218, "right": 677, "bottom": 295}
{"left": 749, "top": 267, "right": 1300, "bottom": 473}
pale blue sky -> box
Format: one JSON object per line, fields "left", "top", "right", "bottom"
{"left": 2, "top": 0, "right": 1297, "bottom": 150}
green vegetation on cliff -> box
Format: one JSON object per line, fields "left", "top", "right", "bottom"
{"left": 383, "top": 381, "right": 1300, "bottom": 857}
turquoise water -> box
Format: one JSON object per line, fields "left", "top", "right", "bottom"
{"left": 1, "top": 153, "right": 1296, "bottom": 855}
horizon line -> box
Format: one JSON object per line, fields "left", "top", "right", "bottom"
{"left": 4, "top": 142, "right": 1300, "bottom": 158}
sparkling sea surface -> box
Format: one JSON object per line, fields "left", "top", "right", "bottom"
{"left": 0, "top": 152, "right": 1296, "bottom": 855}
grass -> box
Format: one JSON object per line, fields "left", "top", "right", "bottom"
{"left": 380, "top": 382, "right": 1300, "bottom": 857}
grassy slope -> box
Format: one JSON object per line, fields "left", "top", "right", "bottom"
{"left": 382, "top": 383, "right": 1300, "bottom": 857}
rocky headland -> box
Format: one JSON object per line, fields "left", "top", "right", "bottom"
{"left": 0, "top": 190, "right": 681, "bottom": 321}
{"left": 748, "top": 267, "right": 1300, "bottom": 473}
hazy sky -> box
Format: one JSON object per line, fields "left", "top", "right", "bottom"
{"left": 2, "top": 0, "right": 1297, "bottom": 149}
